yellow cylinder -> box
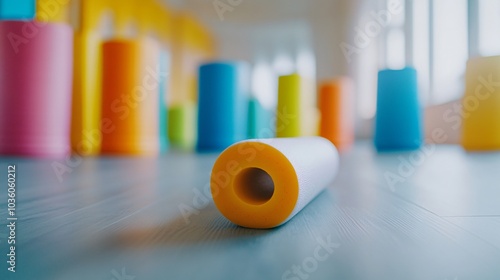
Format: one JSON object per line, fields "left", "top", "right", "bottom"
{"left": 35, "top": 0, "right": 70, "bottom": 23}
{"left": 277, "top": 74, "right": 301, "bottom": 137}
{"left": 276, "top": 73, "right": 318, "bottom": 137}
{"left": 71, "top": 31, "right": 103, "bottom": 155}
{"left": 462, "top": 56, "right": 500, "bottom": 150}
{"left": 70, "top": 0, "right": 109, "bottom": 155}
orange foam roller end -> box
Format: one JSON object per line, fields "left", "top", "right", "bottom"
{"left": 211, "top": 137, "right": 339, "bottom": 229}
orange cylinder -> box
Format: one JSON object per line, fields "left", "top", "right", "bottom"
{"left": 100, "top": 38, "right": 160, "bottom": 155}
{"left": 319, "top": 77, "right": 354, "bottom": 151}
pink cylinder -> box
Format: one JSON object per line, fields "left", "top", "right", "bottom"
{"left": 0, "top": 21, "right": 73, "bottom": 157}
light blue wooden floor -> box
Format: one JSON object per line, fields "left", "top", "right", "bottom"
{"left": 0, "top": 142, "right": 499, "bottom": 280}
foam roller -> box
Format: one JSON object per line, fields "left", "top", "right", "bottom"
{"left": 211, "top": 137, "right": 339, "bottom": 228}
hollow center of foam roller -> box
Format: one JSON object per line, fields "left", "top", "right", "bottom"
{"left": 234, "top": 167, "right": 275, "bottom": 205}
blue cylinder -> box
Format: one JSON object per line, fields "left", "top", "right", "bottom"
{"left": 0, "top": 0, "right": 34, "bottom": 19}
{"left": 374, "top": 67, "right": 423, "bottom": 151}
{"left": 159, "top": 51, "right": 169, "bottom": 153}
{"left": 197, "top": 62, "right": 248, "bottom": 152}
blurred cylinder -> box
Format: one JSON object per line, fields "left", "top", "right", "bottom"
{"left": 462, "top": 56, "right": 500, "bottom": 150}
{"left": 0, "top": 21, "right": 73, "bottom": 157}
{"left": 159, "top": 50, "right": 169, "bottom": 153}
{"left": 247, "top": 98, "right": 272, "bottom": 139}
{"left": 35, "top": 0, "right": 70, "bottom": 23}
{"left": 0, "top": 0, "right": 35, "bottom": 19}
{"left": 70, "top": 0, "right": 109, "bottom": 156}
{"left": 71, "top": 31, "right": 103, "bottom": 155}
{"left": 374, "top": 67, "right": 422, "bottom": 151}
{"left": 277, "top": 74, "right": 301, "bottom": 137}
{"left": 100, "top": 39, "right": 160, "bottom": 155}
{"left": 197, "top": 62, "right": 248, "bottom": 152}
{"left": 169, "top": 103, "right": 196, "bottom": 151}
{"left": 319, "top": 77, "right": 354, "bottom": 151}
{"left": 276, "top": 73, "right": 318, "bottom": 137}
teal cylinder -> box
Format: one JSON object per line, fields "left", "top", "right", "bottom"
{"left": 374, "top": 67, "right": 423, "bottom": 151}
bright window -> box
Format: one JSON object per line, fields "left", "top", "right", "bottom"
{"left": 386, "top": 28, "right": 406, "bottom": 69}
{"left": 411, "top": 0, "right": 430, "bottom": 104}
{"left": 383, "top": 0, "right": 406, "bottom": 69}
{"left": 478, "top": 0, "right": 500, "bottom": 56}
{"left": 359, "top": 0, "right": 498, "bottom": 123}
{"left": 431, "top": 0, "right": 468, "bottom": 104}
{"left": 380, "top": 0, "right": 470, "bottom": 106}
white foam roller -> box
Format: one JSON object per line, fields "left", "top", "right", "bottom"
{"left": 210, "top": 137, "right": 339, "bottom": 228}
